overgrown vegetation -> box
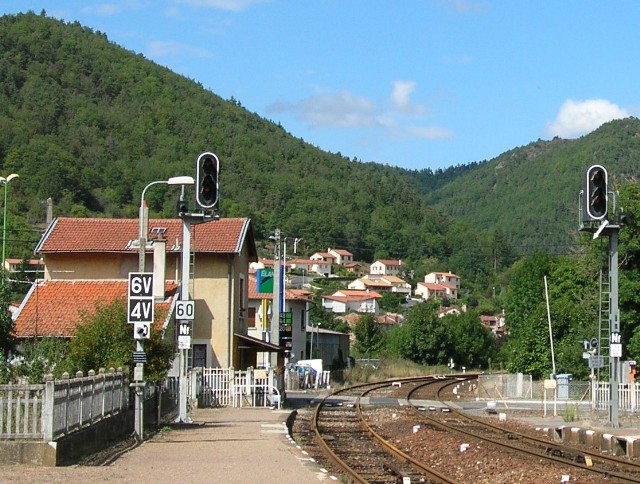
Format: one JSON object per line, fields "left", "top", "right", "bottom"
{"left": 4, "top": 300, "right": 174, "bottom": 383}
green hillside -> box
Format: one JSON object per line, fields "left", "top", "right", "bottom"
{"left": 410, "top": 118, "right": 640, "bottom": 255}
{"left": 2, "top": 11, "right": 637, "bottom": 287}
{"left": 0, "top": 12, "right": 457, "bottom": 271}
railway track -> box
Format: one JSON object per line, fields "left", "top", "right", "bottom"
{"left": 403, "top": 377, "right": 640, "bottom": 482}
{"left": 309, "top": 376, "right": 464, "bottom": 483}
{"left": 291, "top": 374, "right": 640, "bottom": 482}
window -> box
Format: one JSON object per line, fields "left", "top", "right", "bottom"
{"left": 239, "top": 275, "right": 245, "bottom": 310}
{"left": 193, "top": 344, "right": 207, "bottom": 368}
{"left": 248, "top": 307, "right": 257, "bottom": 328}
{"left": 300, "top": 308, "right": 305, "bottom": 331}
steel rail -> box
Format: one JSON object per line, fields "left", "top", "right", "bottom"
{"left": 404, "top": 378, "right": 640, "bottom": 483}
{"left": 312, "top": 376, "right": 462, "bottom": 483}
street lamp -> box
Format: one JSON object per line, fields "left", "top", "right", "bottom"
{"left": 1, "top": 173, "right": 18, "bottom": 280}
{"left": 139, "top": 176, "right": 194, "bottom": 272}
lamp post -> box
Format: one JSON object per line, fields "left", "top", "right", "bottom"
{"left": 1, "top": 173, "right": 18, "bottom": 281}
{"left": 139, "top": 176, "right": 194, "bottom": 272}
{"left": 134, "top": 175, "right": 194, "bottom": 439}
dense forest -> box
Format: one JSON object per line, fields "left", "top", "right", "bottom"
{"left": 5, "top": 11, "right": 640, "bottom": 380}
{"left": 0, "top": 11, "right": 518, "bottom": 289}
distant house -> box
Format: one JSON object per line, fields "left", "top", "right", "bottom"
{"left": 347, "top": 274, "right": 411, "bottom": 295}
{"left": 4, "top": 258, "right": 44, "bottom": 276}
{"left": 328, "top": 248, "right": 353, "bottom": 265}
{"left": 480, "top": 314, "right": 506, "bottom": 334}
{"left": 415, "top": 281, "right": 457, "bottom": 300}
{"left": 376, "top": 313, "right": 404, "bottom": 330}
{"left": 436, "top": 306, "right": 462, "bottom": 318}
{"left": 288, "top": 258, "right": 332, "bottom": 277}
{"left": 309, "top": 251, "right": 336, "bottom": 265}
{"left": 415, "top": 271, "right": 460, "bottom": 300}
{"left": 344, "top": 262, "right": 365, "bottom": 276}
{"left": 424, "top": 272, "right": 460, "bottom": 292}
{"left": 369, "top": 259, "right": 403, "bottom": 277}
{"left": 322, "top": 289, "right": 382, "bottom": 315}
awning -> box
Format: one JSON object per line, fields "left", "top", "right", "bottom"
{"left": 234, "top": 333, "right": 282, "bottom": 352}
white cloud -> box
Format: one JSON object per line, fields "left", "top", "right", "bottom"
{"left": 391, "top": 81, "right": 425, "bottom": 114}
{"left": 547, "top": 99, "right": 629, "bottom": 138}
{"left": 268, "top": 83, "right": 452, "bottom": 141}
{"left": 146, "top": 40, "right": 211, "bottom": 58}
{"left": 174, "top": 0, "right": 269, "bottom": 11}
{"left": 269, "top": 90, "right": 379, "bottom": 128}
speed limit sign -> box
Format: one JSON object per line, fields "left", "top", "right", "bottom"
{"left": 176, "top": 300, "right": 195, "bottom": 320}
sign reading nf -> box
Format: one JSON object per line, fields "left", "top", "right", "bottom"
{"left": 128, "top": 272, "right": 154, "bottom": 329}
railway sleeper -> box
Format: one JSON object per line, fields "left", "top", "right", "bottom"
{"left": 383, "top": 461, "right": 409, "bottom": 482}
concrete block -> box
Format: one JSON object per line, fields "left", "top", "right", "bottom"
{"left": 625, "top": 437, "right": 640, "bottom": 458}
{"left": 601, "top": 433, "right": 614, "bottom": 453}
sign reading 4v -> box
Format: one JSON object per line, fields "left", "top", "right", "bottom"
{"left": 128, "top": 272, "right": 154, "bottom": 325}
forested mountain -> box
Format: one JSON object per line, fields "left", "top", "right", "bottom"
{"left": 0, "top": 11, "right": 638, "bottom": 289}
{"left": 404, "top": 118, "right": 640, "bottom": 255}
{"left": 0, "top": 12, "right": 447, "bottom": 265}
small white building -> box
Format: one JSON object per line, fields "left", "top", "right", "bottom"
{"left": 328, "top": 248, "right": 353, "bottom": 265}
{"left": 322, "top": 289, "right": 382, "bottom": 315}
{"left": 369, "top": 259, "right": 403, "bottom": 277}
{"left": 347, "top": 274, "right": 411, "bottom": 295}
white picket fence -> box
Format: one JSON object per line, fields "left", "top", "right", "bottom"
{"left": 593, "top": 381, "right": 640, "bottom": 411}
{"left": 0, "top": 368, "right": 128, "bottom": 441}
{"left": 195, "top": 367, "right": 281, "bottom": 408}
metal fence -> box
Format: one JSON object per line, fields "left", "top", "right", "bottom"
{"left": 0, "top": 368, "right": 128, "bottom": 441}
{"left": 196, "top": 367, "right": 282, "bottom": 408}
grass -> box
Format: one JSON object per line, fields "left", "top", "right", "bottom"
{"left": 563, "top": 404, "right": 579, "bottom": 422}
{"left": 342, "top": 358, "right": 455, "bottom": 385}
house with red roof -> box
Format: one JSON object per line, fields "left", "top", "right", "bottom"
{"left": 322, "top": 289, "right": 382, "bottom": 315}
{"left": 12, "top": 216, "right": 273, "bottom": 370}
{"left": 369, "top": 259, "right": 404, "bottom": 277}
{"left": 347, "top": 274, "right": 411, "bottom": 296}
{"left": 328, "top": 248, "right": 353, "bottom": 265}
{"left": 415, "top": 271, "right": 460, "bottom": 301}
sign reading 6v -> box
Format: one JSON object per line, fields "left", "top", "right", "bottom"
{"left": 128, "top": 272, "right": 154, "bottom": 325}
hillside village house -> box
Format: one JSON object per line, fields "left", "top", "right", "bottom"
{"left": 327, "top": 248, "right": 353, "bottom": 265}
{"left": 347, "top": 274, "right": 411, "bottom": 296}
{"left": 369, "top": 259, "right": 404, "bottom": 277}
{"left": 12, "top": 217, "right": 278, "bottom": 370}
{"left": 415, "top": 271, "right": 461, "bottom": 301}
{"left": 322, "top": 289, "right": 382, "bottom": 315}
{"left": 287, "top": 258, "right": 332, "bottom": 277}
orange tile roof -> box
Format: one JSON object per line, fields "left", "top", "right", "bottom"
{"left": 13, "top": 280, "right": 178, "bottom": 338}
{"left": 36, "top": 217, "right": 255, "bottom": 256}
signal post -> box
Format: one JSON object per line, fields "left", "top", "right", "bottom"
{"left": 176, "top": 152, "right": 220, "bottom": 422}
{"left": 580, "top": 164, "right": 625, "bottom": 427}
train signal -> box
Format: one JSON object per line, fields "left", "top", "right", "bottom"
{"left": 195, "top": 152, "right": 219, "bottom": 210}
{"left": 584, "top": 165, "right": 608, "bottom": 221}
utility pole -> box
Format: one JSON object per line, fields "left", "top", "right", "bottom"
{"left": 270, "top": 229, "right": 281, "bottom": 368}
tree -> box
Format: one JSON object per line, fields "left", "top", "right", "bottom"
{"left": 14, "top": 337, "right": 68, "bottom": 383}
{"left": 0, "top": 283, "right": 14, "bottom": 358}
{"left": 387, "top": 302, "right": 452, "bottom": 365}
{"left": 353, "top": 314, "right": 385, "bottom": 358}
{"left": 63, "top": 299, "right": 174, "bottom": 382}
{"left": 446, "top": 310, "right": 496, "bottom": 369}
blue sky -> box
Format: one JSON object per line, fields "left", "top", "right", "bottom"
{"left": 4, "top": 1, "right": 639, "bottom": 170}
